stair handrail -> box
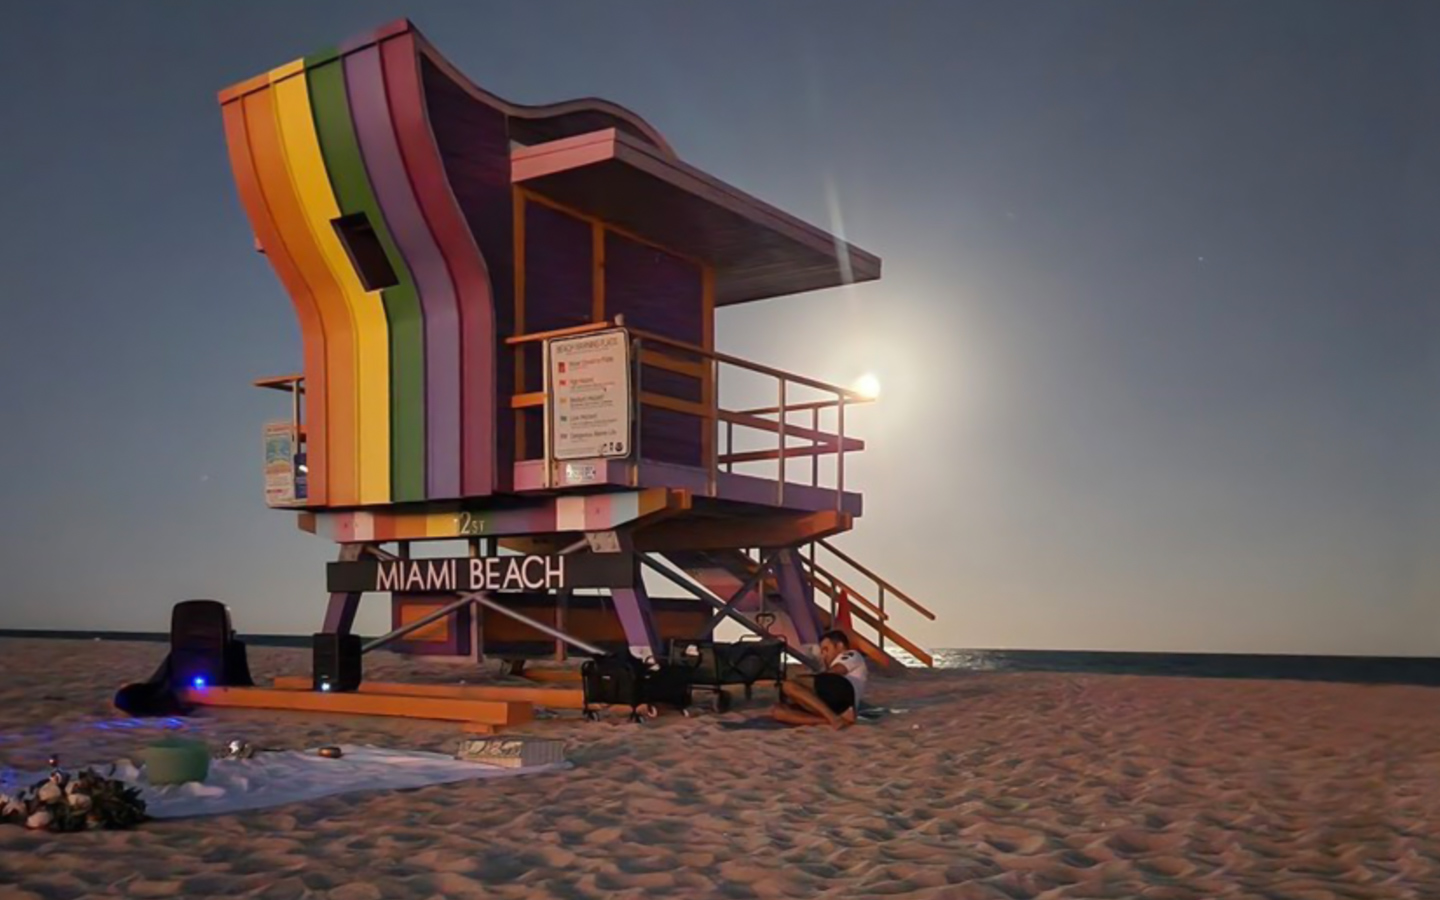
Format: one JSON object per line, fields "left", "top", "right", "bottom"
{"left": 799, "top": 557, "right": 889, "bottom": 622}
{"left": 817, "top": 538, "right": 936, "bottom": 621}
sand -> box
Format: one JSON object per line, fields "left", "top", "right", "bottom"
{"left": 0, "top": 637, "right": 1436, "bottom": 899}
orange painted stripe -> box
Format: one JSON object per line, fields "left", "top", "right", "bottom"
{"left": 180, "top": 686, "right": 533, "bottom": 725}
{"left": 221, "top": 101, "right": 330, "bottom": 506}
{"left": 243, "top": 88, "right": 361, "bottom": 505}
{"left": 271, "top": 676, "right": 585, "bottom": 709}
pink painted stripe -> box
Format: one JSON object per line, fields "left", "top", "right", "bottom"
{"left": 380, "top": 33, "right": 497, "bottom": 498}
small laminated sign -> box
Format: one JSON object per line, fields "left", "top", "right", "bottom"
{"left": 455, "top": 737, "right": 567, "bottom": 769}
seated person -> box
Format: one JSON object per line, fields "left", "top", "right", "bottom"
{"left": 771, "top": 630, "right": 868, "bottom": 729}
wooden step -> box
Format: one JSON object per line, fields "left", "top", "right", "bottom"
{"left": 271, "top": 676, "right": 584, "bottom": 710}
{"left": 180, "top": 686, "right": 532, "bottom": 726}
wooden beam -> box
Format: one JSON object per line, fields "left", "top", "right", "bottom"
{"left": 721, "top": 409, "right": 864, "bottom": 451}
{"left": 505, "top": 321, "right": 614, "bottom": 346}
{"left": 513, "top": 187, "right": 528, "bottom": 461}
{"left": 721, "top": 443, "right": 852, "bottom": 466}
{"left": 520, "top": 668, "right": 584, "bottom": 684}
{"left": 518, "top": 187, "right": 706, "bottom": 268}
{"left": 640, "top": 391, "right": 710, "bottom": 419}
{"left": 639, "top": 349, "right": 706, "bottom": 379}
{"left": 270, "top": 677, "right": 584, "bottom": 710}
{"left": 180, "top": 686, "right": 533, "bottom": 726}
{"left": 253, "top": 374, "right": 306, "bottom": 393}
{"left": 635, "top": 510, "right": 852, "bottom": 553}
{"left": 701, "top": 265, "right": 717, "bottom": 491}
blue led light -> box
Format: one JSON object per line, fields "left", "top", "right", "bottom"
{"left": 192, "top": 676, "right": 207, "bottom": 689}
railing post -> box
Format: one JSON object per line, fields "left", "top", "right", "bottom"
{"left": 708, "top": 357, "right": 719, "bottom": 497}
{"left": 541, "top": 336, "right": 552, "bottom": 489}
{"left": 631, "top": 336, "right": 643, "bottom": 487}
{"left": 836, "top": 394, "right": 846, "bottom": 509}
{"left": 725, "top": 420, "right": 734, "bottom": 473}
{"left": 878, "top": 584, "right": 886, "bottom": 651}
{"left": 777, "top": 378, "right": 787, "bottom": 506}
{"left": 811, "top": 406, "right": 820, "bottom": 487}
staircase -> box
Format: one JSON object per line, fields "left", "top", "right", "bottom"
{"left": 666, "top": 541, "right": 935, "bottom": 672}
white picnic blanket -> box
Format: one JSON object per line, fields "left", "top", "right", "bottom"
{"left": 15, "top": 745, "right": 569, "bottom": 819}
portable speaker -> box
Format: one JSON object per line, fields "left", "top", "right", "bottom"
{"left": 170, "top": 600, "right": 236, "bottom": 690}
{"left": 312, "top": 633, "right": 362, "bottom": 692}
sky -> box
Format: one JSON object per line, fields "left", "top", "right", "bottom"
{"left": 1, "top": 1, "right": 1436, "bottom": 655}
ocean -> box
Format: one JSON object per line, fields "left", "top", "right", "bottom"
{"left": 3, "top": 631, "right": 1437, "bottom": 686}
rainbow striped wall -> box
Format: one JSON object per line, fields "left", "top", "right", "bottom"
{"left": 219, "top": 27, "right": 497, "bottom": 508}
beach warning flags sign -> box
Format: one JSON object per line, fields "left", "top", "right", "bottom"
{"left": 835, "top": 589, "right": 854, "bottom": 631}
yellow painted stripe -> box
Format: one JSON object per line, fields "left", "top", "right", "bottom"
{"left": 270, "top": 63, "right": 392, "bottom": 505}
{"left": 427, "top": 511, "right": 459, "bottom": 538}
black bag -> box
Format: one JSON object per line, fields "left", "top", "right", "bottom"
{"left": 114, "top": 600, "right": 253, "bottom": 718}
{"left": 582, "top": 653, "right": 646, "bottom": 720}
{"left": 640, "top": 660, "right": 692, "bottom": 711}
{"left": 581, "top": 654, "right": 692, "bottom": 721}
{"left": 114, "top": 655, "right": 192, "bottom": 717}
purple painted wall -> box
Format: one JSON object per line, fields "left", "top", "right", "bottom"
{"left": 522, "top": 203, "right": 594, "bottom": 456}
{"left": 422, "top": 58, "right": 517, "bottom": 486}
{"left": 605, "top": 232, "right": 704, "bottom": 467}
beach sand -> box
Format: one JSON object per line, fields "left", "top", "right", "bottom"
{"left": 0, "top": 637, "right": 1436, "bottom": 899}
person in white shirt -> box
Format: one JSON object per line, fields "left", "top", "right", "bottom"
{"left": 771, "top": 630, "right": 868, "bottom": 729}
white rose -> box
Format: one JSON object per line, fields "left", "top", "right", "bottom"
{"left": 67, "top": 793, "right": 92, "bottom": 811}
{"left": 37, "top": 783, "right": 62, "bottom": 803}
{"left": 25, "top": 810, "right": 53, "bottom": 830}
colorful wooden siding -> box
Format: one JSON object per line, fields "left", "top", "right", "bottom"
{"left": 221, "top": 29, "right": 505, "bottom": 507}
{"left": 223, "top": 19, "right": 874, "bottom": 512}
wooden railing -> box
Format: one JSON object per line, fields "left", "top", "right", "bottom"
{"left": 798, "top": 539, "right": 936, "bottom": 666}
{"left": 506, "top": 321, "right": 872, "bottom": 507}
{"left": 723, "top": 543, "right": 934, "bottom": 668}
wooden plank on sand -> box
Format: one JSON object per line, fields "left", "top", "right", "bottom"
{"left": 180, "top": 686, "right": 533, "bottom": 726}
{"left": 519, "top": 668, "right": 584, "bottom": 684}
{"left": 270, "top": 676, "right": 585, "bottom": 710}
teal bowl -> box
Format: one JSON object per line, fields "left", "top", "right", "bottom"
{"left": 139, "top": 737, "right": 211, "bottom": 785}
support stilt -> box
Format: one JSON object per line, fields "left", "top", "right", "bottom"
{"left": 773, "top": 547, "right": 822, "bottom": 654}
{"left": 321, "top": 543, "right": 366, "bottom": 635}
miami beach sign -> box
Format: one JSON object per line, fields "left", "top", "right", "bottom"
{"left": 328, "top": 553, "right": 634, "bottom": 594}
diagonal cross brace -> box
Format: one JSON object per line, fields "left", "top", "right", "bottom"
{"left": 697, "top": 549, "right": 782, "bottom": 638}
{"left": 639, "top": 553, "right": 821, "bottom": 671}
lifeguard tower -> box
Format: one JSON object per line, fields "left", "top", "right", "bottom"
{"left": 221, "top": 19, "right": 934, "bottom": 683}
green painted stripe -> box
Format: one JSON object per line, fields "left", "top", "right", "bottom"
{"left": 305, "top": 56, "right": 427, "bottom": 503}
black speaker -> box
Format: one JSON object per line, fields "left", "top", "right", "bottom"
{"left": 171, "top": 600, "right": 246, "bottom": 690}
{"left": 312, "top": 633, "right": 362, "bottom": 692}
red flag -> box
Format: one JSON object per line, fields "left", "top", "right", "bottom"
{"left": 835, "top": 588, "right": 854, "bottom": 631}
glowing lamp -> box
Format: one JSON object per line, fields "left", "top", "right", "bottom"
{"left": 855, "top": 373, "right": 881, "bottom": 400}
